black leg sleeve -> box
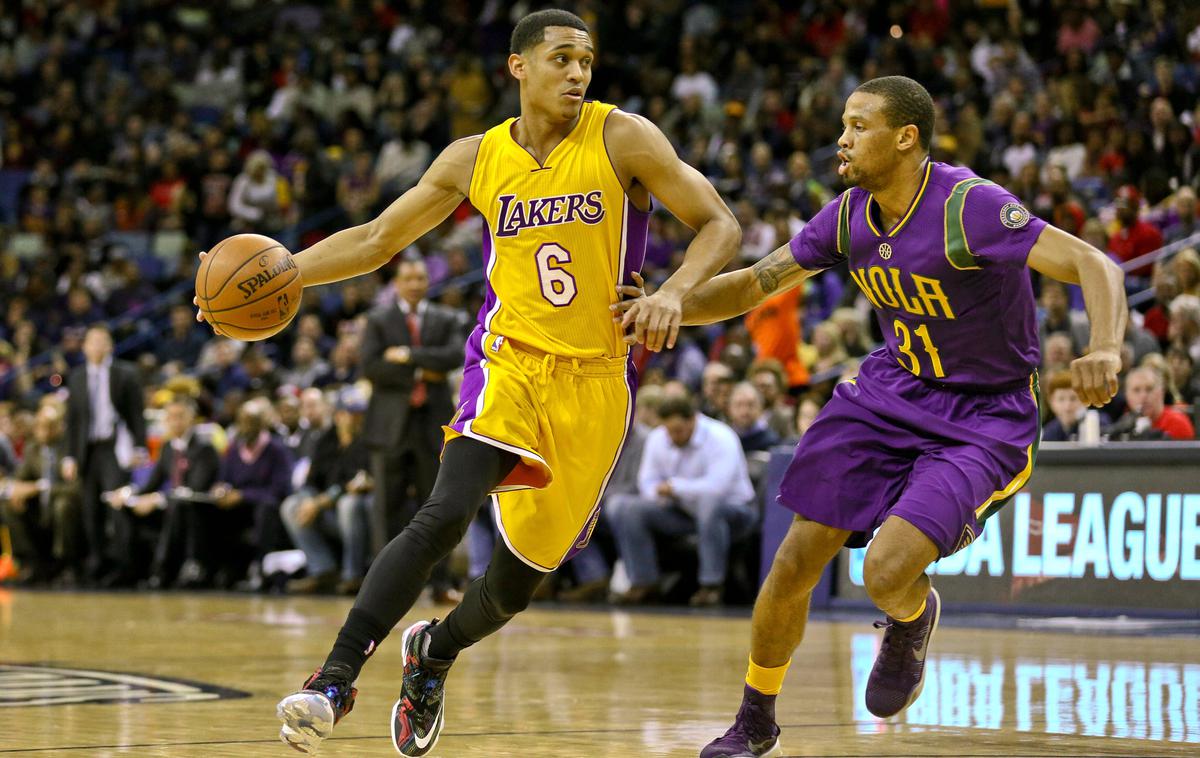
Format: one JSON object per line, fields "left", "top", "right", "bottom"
{"left": 324, "top": 438, "right": 518, "bottom": 678}
{"left": 425, "top": 538, "right": 549, "bottom": 661}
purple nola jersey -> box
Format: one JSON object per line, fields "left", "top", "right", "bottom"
{"left": 790, "top": 160, "right": 1047, "bottom": 390}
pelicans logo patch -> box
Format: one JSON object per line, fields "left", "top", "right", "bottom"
{"left": 1000, "top": 202, "right": 1030, "bottom": 229}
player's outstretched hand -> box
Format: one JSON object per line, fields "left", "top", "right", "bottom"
{"left": 616, "top": 272, "right": 682, "bottom": 352}
{"left": 1070, "top": 348, "right": 1120, "bottom": 408}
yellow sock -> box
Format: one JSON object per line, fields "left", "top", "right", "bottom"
{"left": 894, "top": 598, "right": 927, "bottom": 624}
{"left": 745, "top": 656, "right": 791, "bottom": 696}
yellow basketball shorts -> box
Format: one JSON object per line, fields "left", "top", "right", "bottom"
{"left": 444, "top": 330, "right": 635, "bottom": 571}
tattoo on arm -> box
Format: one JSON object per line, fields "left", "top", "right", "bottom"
{"left": 751, "top": 247, "right": 799, "bottom": 294}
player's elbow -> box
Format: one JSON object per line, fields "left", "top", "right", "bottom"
{"left": 1103, "top": 253, "right": 1125, "bottom": 286}
{"left": 1083, "top": 244, "right": 1125, "bottom": 288}
{"left": 716, "top": 212, "right": 742, "bottom": 255}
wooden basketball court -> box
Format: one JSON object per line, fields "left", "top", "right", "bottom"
{"left": 2, "top": 590, "right": 1196, "bottom": 756}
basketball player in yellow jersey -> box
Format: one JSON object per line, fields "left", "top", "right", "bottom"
{"left": 239, "top": 9, "right": 741, "bottom": 755}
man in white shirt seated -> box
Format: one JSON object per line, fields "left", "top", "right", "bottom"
{"left": 608, "top": 395, "right": 757, "bottom": 608}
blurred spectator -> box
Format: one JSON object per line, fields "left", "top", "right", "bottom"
{"left": 316, "top": 334, "right": 361, "bottom": 388}
{"left": 699, "top": 361, "right": 734, "bottom": 421}
{"left": 0, "top": 403, "right": 79, "bottom": 585}
{"left": 211, "top": 398, "right": 294, "bottom": 589}
{"left": 1038, "top": 280, "right": 1090, "bottom": 356}
{"left": 1107, "top": 366, "right": 1195, "bottom": 441}
{"left": 1162, "top": 188, "right": 1198, "bottom": 245}
{"left": 200, "top": 339, "right": 251, "bottom": 401}
{"left": 295, "top": 387, "right": 331, "bottom": 461}
{"left": 375, "top": 112, "right": 432, "bottom": 195}
{"left": 804, "top": 321, "right": 849, "bottom": 377}
{"left": 747, "top": 359, "right": 794, "bottom": 440}
{"left": 828, "top": 308, "right": 872, "bottom": 358}
{"left": 1170, "top": 294, "right": 1200, "bottom": 362}
{"left": 609, "top": 396, "right": 755, "bottom": 608}
{"left": 106, "top": 397, "right": 219, "bottom": 589}
{"left": 1166, "top": 346, "right": 1200, "bottom": 405}
{"left": 793, "top": 394, "right": 824, "bottom": 442}
{"left": 1041, "top": 332, "right": 1077, "bottom": 376}
{"left": 1172, "top": 248, "right": 1200, "bottom": 298}
{"left": 282, "top": 386, "right": 373, "bottom": 595}
{"left": 228, "top": 150, "right": 289, "bottom": 233}
{"left": 1108, "top": 185, "right": 1163, "bottom": 278}
{"left": 744, "top": 285, "right": 809, "bottom": 390}
{"left": 1042, "top": 370, "right": 1111, "bottom": 443}
{"left": 337, "top": 151, "right": 381, "bottom": 226}
{"left": 156, "top": 304, "right": 210, "bottom": 369}
{"left": 281, "top": 337, "right": 329, "bottom": 390}
{"left": 64, "top": 325, "right": 146, "bottom": 584}
{"left": 1042, "top": 165, "right": 1087, "bottom": 237}
{"left": 727, "top": 382, "right": 780, "bottom": 454}
{"left": 361, "top": 257, "right": 464, "bottom": 600}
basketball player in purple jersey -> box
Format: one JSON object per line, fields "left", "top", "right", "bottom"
{"left": 619, "top": 76, "right": 1125, "bottom": 757}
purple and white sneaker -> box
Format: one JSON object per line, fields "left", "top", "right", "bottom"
{"left": 699, "top": 685, "right": 782, "bottom": 758}
{"left": 865, "top": 586, "right": 941, "bottom": 718}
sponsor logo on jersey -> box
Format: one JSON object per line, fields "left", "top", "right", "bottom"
{"left": 878, "top": 242, "right": 893, "bottom": 260}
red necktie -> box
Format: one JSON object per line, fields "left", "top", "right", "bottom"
{"left": 407, "top": 312, "right": 427, "bottom": 408}
{"left": 170, "top": 445, "right": 189, "bottom": 488}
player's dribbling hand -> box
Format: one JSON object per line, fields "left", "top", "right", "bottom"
{"left": 194, "top": 250, "right": 210, "bottom": 326}
{"left": 1070, "top": 348, "right": 1121, "bottom": 408}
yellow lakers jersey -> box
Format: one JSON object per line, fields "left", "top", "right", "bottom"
{"left": 468, "top": 100, "right": 649, "bottom": 359}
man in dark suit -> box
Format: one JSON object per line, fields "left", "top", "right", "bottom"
{"left": 63, "top": 325, "right": 146, "bottom": 583}
{"left": 361, "top": 256, "right": 465, "bottom": 599}
{"left": 106, "top": 397, "right": 221, "bottom": 588}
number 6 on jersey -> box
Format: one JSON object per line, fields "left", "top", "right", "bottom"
{"left": 535, "top": 243, "right": 577, "bottom": 306}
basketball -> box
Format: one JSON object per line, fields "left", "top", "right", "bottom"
{"left": 194, "top": 233, "right": 303, "bottom": 341}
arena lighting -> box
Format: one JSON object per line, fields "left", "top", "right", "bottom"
{"left": 890, "top": 25, "right": 903, "bottom": 39}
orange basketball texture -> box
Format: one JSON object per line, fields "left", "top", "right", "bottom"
{"left": 195, "top": 234, "right": 303, "bottom": 341}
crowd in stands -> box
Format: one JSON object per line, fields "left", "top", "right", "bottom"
{"left": 2, "top": 1, "right": 1200, "bottom": 600}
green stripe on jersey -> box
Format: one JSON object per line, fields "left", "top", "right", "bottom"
{"left": 943, "top": 178, "right": 992, "bottom": 270}
{"left": 836, "top": 190, "right": 851, "bottom": 257}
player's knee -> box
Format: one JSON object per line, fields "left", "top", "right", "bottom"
{"left": 767, "top": 549, "right": 823, "bottom": 594}
{"left": 862, "top": 553, "right": 908, "bottom": 607}
{"left": 411, "top": 495, "right": 475, "bottom": 551}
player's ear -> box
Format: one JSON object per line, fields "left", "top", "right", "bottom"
{"left": 508, "top": 53, "right": 526, "bottom": 81}
{"left": 896, "top": 124, "right": 919, "bottom": 152}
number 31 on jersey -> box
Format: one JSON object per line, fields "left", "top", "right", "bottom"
{"left": 894, "top": 319, "right": 945, "bottom": 378}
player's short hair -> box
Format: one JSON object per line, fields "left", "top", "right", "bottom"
{"left": 854, "top": 76, "right": 934, "bottom": 153}
{"left": 657, "top": 396, "right": 696, "bottom": 421}
{"left": 510, "top": 9, "right": 590, "bottom": 54}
